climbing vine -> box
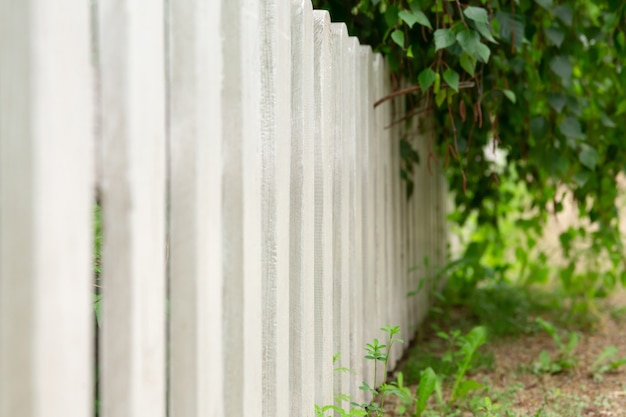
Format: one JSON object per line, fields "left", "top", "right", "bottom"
{"left": 313, "top": 0, "right": 626, "bottom": 297}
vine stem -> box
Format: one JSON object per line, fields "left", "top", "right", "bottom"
{"left": 373, "top": 81, "right": 475, "bottom": 108}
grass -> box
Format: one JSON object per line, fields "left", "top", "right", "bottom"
{"left": 391, "top": 282, "right": 626, "bottom": 416}
{"left": 318, "top": 280, "right": 626, "bottom": 417}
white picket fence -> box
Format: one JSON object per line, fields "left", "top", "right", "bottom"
{"left": 0, "top": 1, "right": 448, "bottom": 416}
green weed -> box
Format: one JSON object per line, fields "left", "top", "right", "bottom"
{"left": 532, "top": 318, "right": 579, "bottom": 374}
{"left": 589, "top": 345, "right": 626, "bottom": 381}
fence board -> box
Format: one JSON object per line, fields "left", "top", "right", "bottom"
{"left": 290, "top": 1, "right": 315, "bottom": 415}
{"left": 260, "top": 1, "right": 292, "bottom": 416}
{"left": 312, "top": 10, "right": 335, "bottom": 407}
{"left": 221, "top": 1, "right": 263, "bottom": 416}
{"left": 168, "top": 0, "right": 223, "bottom": 416}
{"left": 0, "top": 4, "right": 451, "bottom": 416}
{"left": 98, "top": 1, "right": 167, "bottom": 416}
{"left": 0, "top": 1, "right": 93, "bottom": 415}
{"left": 330, "top": 22, "right": 351, "bottom": 405}
{"left": 348, "top": 35, "right": 365, "bottom": 404}
{"left": 358, "top": 45, "right": 374, "bottom": 392}
{"left": 373, "top": 54, "right": 387, "bottom": 346}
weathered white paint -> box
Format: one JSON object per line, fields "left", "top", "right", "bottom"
{"left": 221, "top": 0, "right": 263, "bottom": 416}
{"left": 290, "top": 1, "right": 315, "bottom": 416}
{"left": 98, "top": 0, "right": 167, "bottom": 416}
{"left": 0, "top": 0, "right": 93, "bottom": 416}
{"left": 168, "top": 0, "right": 223, "bottom": 416}
{"left": 259, "top": 1, "right": 292, "bottom": 417}
{"left": 0, "top": 3, "right": 451, "bottom": 417}
{"left": 373, "top": 55, "right": 387, "bottom": 363}
{"left": 312, "top": 10, "right": 335, "bottom": 408}
{"left": 348, "top": 35, "right": 365, "bottom": 405}
{"left": 357, "top": 45, "right": 372, "bottom": 394}
{"left": 338, "top": 26, "right": 354, "bottom": 403}
{"left": 330, "top": 22, "right": 351, "bottom": 405}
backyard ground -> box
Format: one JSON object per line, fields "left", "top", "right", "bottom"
{"left": 383, "top": 289, "right": 626, "bottom": 417}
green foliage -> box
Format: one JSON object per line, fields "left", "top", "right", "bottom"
{"left": 313, "top": 0, "right": 626, "bottom": 300}
{"left": 589, "top": 345, "right": 626, "bottom": 381}
{"left": 532, "top": 318, "right": 580, "bottom": 374}
{"left": 415, "top": 367, "right": 437, "bottom": 416}
{"left": 449, "top": 326, "right": 487, "bottom": 402}
{"left": 317, "top": 326, "right": 442, "bottom": 417}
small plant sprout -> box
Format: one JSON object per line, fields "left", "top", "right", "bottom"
{"left": 533, "top": 318, "right": 579, "bottom": 374}
{"left": 589, "top": 345, "right": 626, "bottom": 381}
{"left": 478, "top": 396, "right": 501, "bottom": 417}
{"left": 316, "top": 325, "right": 406, "bottom": 417}
{"left": 381, "top": 372, "right": 413, "bottom": 415}
{"left": 415, "top": 367, "right": 437, "bottom": 417}
{"left": 450, "top": 326, "right": 487, "bottom": 403}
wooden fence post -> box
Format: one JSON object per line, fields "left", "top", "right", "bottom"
{"left": 0, "top": 1, "right": 94, "bottom": 416}
{"left": 168, "top": 0, "right": 224, "bottom": 415}
{"left": 312, "top": 10, "right": 335, "bottom": 408}
{"left": 221, "top": 0, "right": 263, "bottom": 415}
{"left": 348, "top": 35, "right": 365, "bottom": 405}
{"left": 290, "top": 2, "right": 316, "bottom": 415}
{"left": 260, "top": 1, "right": 292, "bottom": 416}
{"left": 98, "top": 0, "right": 167, "bottom": 416}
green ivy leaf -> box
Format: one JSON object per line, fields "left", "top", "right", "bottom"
{"left": 550, "top": 55, "right": 572, "bottom": 83}
{"left": 456, "top": 29, "right": 481, "bottom": 54}
{"left": 530, "top": 116, "right": 549, "bottom": 139}
{"left": 398, "top": 9, "right": 432, "bottom": 29}
{"left": 502, "top": 89, "right": 516, "bottom": 103}
{"left": 418, "top": 68, "right": 437, "bottom": 91}
{"left": 579, "top": 145, "right": 599, "bottom": 170}
{"left": 559, "top": 116, "right": 585, "bottom": 139}
{"left": 443, "top": 68, "right": 460, "bottom": 92}
{"left": 460, "top": 53, "right": 476, "bottom": 76}
{"left": 463, "top": 6, "right": 489, "bottom": 24}
{"left": 572, "top": 171, "right": 589, "bottom": 187}
{"left": 547, "top": 92, "right": 567, "bottom": 112}
{"left": 545, "top": 27, "right": 565, "bottom": 48}
{"left": 496, "top": 11, "right": 525, "bottom": 48}
{"left": 476, "top": 43, "right": 491, "bottom": 63}
{"left": 534, "top": 0, "right": 553, "bottom": 10}
{"left": 434, "top": 28, "right": 456, "bottom": 51}
{"left": 474, "top": 21, "right": 497, "bottom": 43}
{"left": 554, "top": 5, "right": 573, "bottom": 26}
{"left": 391, "top": 29, "right": 405, "bottom": 48}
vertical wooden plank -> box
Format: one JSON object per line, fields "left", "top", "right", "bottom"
{"left": 394, "top": 87, "right": 409, "bottom": 352}
{"left": 312, "top": 10, "right": 334, "bottom": 408}
{"left": 98, "top": 0, "right": 166, "bottom": 416}
{"left": 221, "top": 0, "right": 263, "bottom": 415}
{"left": 380, "top": 61, "right": 399, "bottom": 367}
{"left": 0, "top": 1, "right": 93, "bottom": 416}
{"left": 348, "top": 35, "right": 364, "bottom": 405}
{"left": 330, "top": 22, "right": 350, "bottom": 405}
{"left": 361, "top": 45, "right": 372, "bottom": 370}
{"left": 260, "top": 1, "right": 291, "bottom": 417}
{"left": 168, "top": 0, "right": 223, "bottom": 415}
{"left": 357, "top": 45, "right": 373, "bottom": 392}
{"left": 412, "top": 118, "right": 424, "bottom": 328}
{"left": 373, "top": 54, "right": 387, "bottom": 345}
{"left": 338, "top": 25, "right": 353, "bottom": 401}
{"left": 290, "top": 1, "right": 315, "bottom": 415}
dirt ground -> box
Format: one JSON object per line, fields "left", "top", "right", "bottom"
{"left": 384, "top": 290, "right": 626, "bottom": 417}
{"left": 473, "top": 291, "right": 626, "bottom": 417}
